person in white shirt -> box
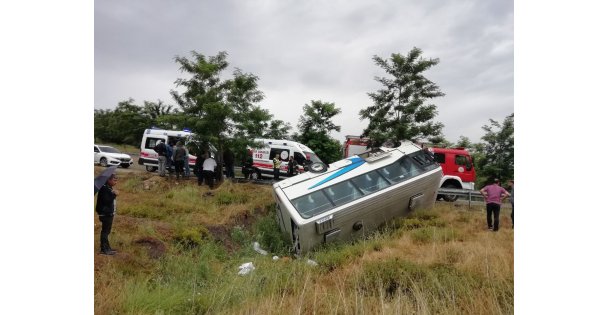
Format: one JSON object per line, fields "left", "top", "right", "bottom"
{"left": 202, "top": 153, "right": 217, "bottom": 188}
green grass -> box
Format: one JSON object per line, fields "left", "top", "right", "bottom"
{"left": 95, "top": 173, "right": 514, "bottom": 314}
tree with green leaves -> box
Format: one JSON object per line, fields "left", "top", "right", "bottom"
{"left": 455, "top": 136, "right": 473, "bottom": 149}
{"left": 476, "top": 113, "right": 514, "bottom": 184}
{"left": 360, "top": 47, "right": 445, "bottom": 147}
{"left": 263, "top": 119, "right": 292, "bottom": 139}
{"left": 94, "top": 98, "right": 182, "bottom": 146}
{"left": 295, "top": 100, "right": 342, "bottom": 164}
{"left": 170, "top": 51, "right": 269, "bottom": 181}
{"left": 94, "top": 98, "right": 154, "bottom": 146}
{"left": 142, "top": 100, "right": 174, "bottom": 121}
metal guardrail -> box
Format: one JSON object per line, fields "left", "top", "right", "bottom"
{"left": 437, "top": 188, "right": 484, "bottom": 209}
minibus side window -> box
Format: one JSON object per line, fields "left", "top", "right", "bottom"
{"left": 410, "top": 151, "right": 438, "bottom": 171}
{"left": 292, "top": 190, "right": 333, "bottom": 219}
{"left": 323, "top": 180, "right": 363, "bottom": 207}
{"left": 378, "top": 159, "right": 409, "bottom": 183}
{"left": 351, "top": 171, "right": 390, "bottom": 194}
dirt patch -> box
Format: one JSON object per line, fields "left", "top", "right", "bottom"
{"left": 133, "top": 237, "right": 167, "bottom": 259}
{"left": 202, "top": 206, "right": 269, "bottom": 253}
{"left": 142, "top": 175, "right": 172, "bottom": 190}
{"left": 206, "top": 224, "right": 239, "bottom": 253}
{"left": 229, "top": 207, "right": 268, "bottom": 229}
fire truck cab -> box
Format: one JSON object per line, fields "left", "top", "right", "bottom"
{"left": 427, "top": 147, "right": 476, "bottom": 201}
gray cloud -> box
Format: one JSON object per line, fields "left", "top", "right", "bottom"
{"left": 95, "top": 0, "right": 513, "bottom": 143}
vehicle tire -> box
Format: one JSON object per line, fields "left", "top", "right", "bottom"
{"left": 308, "top": 162, "right": 327, "bottom": 173}
{"left": 251, "top": 170, "right": 262, "bottom": 180}
{"left": 100, "top": 157, "right": 108, "bottom": 167}
{"left": 146, "top": 166, "right": 158, "bottom": 172}
{"left": 441, "top": 183, "right": 459, "bottom": 202}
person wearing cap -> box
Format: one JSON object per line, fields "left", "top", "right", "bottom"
{"left": 480, "top": 178, "right": 511, "bottom": 232}
{"left": 154, "top": 140, "right": 167, "bottom": 177}
{"left": 95, "top": 174, "right": 119, "bottom": 255}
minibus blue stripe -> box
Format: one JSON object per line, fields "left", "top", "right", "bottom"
{"left": 308, "top": 157, "right": 365, "bottom": 189}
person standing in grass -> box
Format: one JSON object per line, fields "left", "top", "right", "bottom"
{"left": 154, "top": 140, "right": 167, "bottom": 177}
{"left": 480, "top": 178, "right": 511, "bottom": 232}
{"left": 273, "top": 153, "right": 281, "bottom": 180}
{"left": 172, "top": 141, "right": 187, "bottom": 180}
{"left": 202, "top": 153, "right": 217, "bottom": 189}
{"left": 168, "top": 141, "right": 176, "bottom": 177}
{"left": 183, "top": 144, "right": 190, "bottom": 179}
{"left": 194, "top": 152, "right": 205, "bottom": 185}
{"left": 96, "top": 174, "right": 119, "bottom": 255}
{"left": 508, "top": 179, "right": 514, "bottom": 228}
{"left": 223, "top": 148, "right": 235, "bottom": 179}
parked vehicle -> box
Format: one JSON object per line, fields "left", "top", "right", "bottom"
{"left": 343, "top": 136, "right": 476, "bottom": 202}
{"left": 273, "top": 140, "right": 442, "bottom": 254}
{"left": 138, "top": 128, "right": 196, "bottom": 172}
{"left": 250, "top": 138, "right": 324, "bottom": 180}
{"left": 94, "top": 144, "right": 133, "bottom": 168}
{"left": 342, "top": 135, "right": 371, "bottom": 158}
{"left": 427, "top": 147, "right": 476, "bottom": 201}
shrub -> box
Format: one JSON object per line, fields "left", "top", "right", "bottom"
{"left": 253, "top": 214, "right": 290, "bottom": 255}
{"left": 174, "top": 227, "right": 205, "bottom": 247}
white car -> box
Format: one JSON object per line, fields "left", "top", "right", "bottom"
{"left": 94, "top": 144, "right": 133, "bottom": 168}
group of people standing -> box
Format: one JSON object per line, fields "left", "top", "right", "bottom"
{"left": 273, "top": 154, "right": 300, "bottom": 180}
{"left": 480, "top": 178, "right": 514, "bottom": 232}
{"left": 153, "top": 140, "right": 190, "bottom": 179}
{"left": 153, "top": 140, "right": 239, "bottom": 188}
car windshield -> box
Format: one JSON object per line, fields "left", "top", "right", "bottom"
{"left": 99, "top": 146, "right": 120, "bottom": 153}
{"left": 304, "top": 152, "right": 323, "bottom": 164}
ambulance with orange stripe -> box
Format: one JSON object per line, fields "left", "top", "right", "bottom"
{"left": 249, "top": 139, "right": 324, "bottom": 180}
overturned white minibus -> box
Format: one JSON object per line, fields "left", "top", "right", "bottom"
{"left": 272, "top": 140, "right": 442, "bottom": 254}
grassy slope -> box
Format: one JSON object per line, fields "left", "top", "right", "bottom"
{"left": 94, "top": 169, "right": 513, "bottom": 315}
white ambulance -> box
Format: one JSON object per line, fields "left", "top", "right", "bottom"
{"left": 250, "top": 138, "right": 324, "bottom": 179}
{"left": 138, "top": 128, "right": 208, "bottom": 172}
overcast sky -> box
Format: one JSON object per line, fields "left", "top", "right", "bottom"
{"left": 95, "top": 0, "right": 513, "bottom": 143}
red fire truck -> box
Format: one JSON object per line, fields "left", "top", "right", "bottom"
{"left": 343, "top": 136, "right": 476, "bottom": 201}
{"left": 427, "top": 147, "right": 476, "bottom": 201}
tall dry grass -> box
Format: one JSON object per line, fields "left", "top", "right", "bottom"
{"left": 94, "top": 171, "right": 513, "bottom": 314}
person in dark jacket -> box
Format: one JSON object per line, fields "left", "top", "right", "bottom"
{"left": 287, "top": 156, "right": 297, "bottom": 177}
{"left": 194, "top": 152, "right": 205, "bottom": 185}
{"left": 173, "top": 141, "right": 187, "bottom": 180}
{"left": 154, "top": 140, "right": 167, "bottom": 177}
{"left": 166, "top": 141, "right": 174, "bottom": 177}
{"left": 96, "top": 174, "right": 118, "bottom": 255}
{"left": 223, "top": 148, "right": 235, "bottom": 178}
